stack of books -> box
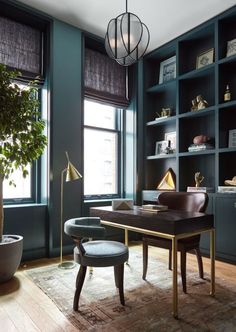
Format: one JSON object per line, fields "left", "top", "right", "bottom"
{"left": 140, "top": 204, "right": 168, "bottom": 212}
{"left": 218, "top": 186, "right": 236, "bottom": 193}
{"left": 187, "top": 187, "right": 214, "bottom": 193}
{"left": 188, "top": 143, "right": 214, "bottom": 152}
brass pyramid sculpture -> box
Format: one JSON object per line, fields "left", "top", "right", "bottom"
{"left": 157, "top": 168, "right": 176, "bottom": 191}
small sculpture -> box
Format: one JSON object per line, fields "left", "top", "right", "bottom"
{"left": 195, "top": 172, "right": 204, "bottom": 187}
{"left": 225, "top": 176, "right": 236, "bottom": 186}
{"left": 224, "top": 84, "right": 231, "bottom": 102}
{"left": 156, "top": 107, "right": 172, "bottom": 118}
{"left": 196, "top": 95, "right": 208, "bottom": 110}
{"left": 193, "top": 135, "right": 209, "bottom": 145}
{"left": 191, "top": 95, "right": 208, "bottom": 111}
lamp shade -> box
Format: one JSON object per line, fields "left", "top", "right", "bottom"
{"left": 105, "top": 2, "right": 150, "bottom": 66}
{"left": 66, "top": 161, "right": 82, "bottom": 182}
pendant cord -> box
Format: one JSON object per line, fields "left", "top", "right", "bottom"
{"left": 126, "top": 0, "right": 128, "bottom": 13}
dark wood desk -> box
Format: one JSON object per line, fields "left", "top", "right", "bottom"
{"left": 90, "top": 206, "right": 215, "bottom": 318}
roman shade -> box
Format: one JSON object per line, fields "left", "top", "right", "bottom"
{"left": 84, "top": 48, "right": 129, "bottom": 108}
{"left": 0, "top": 16, "right": 42, "bottom": 77}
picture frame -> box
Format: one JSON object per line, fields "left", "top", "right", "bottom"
{"left": 196, "top": 48, "right": 214, "bottom": 69}
{"left": 228, "top": 129, "right": 236, "bottom": 148}
{"left": 159, "top": 55, "right": 176, "bottom": 84}
{"left": 164, "top": 131, "right": 176, "bottom": 151}
{"left": 226, "top": 38, "right": 236, "bottom": 57}
{"left": 155, "top": 140, "right": 169, "bottom": 155}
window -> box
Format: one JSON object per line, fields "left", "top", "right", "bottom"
{"left": 3, "top": 82, "right": 40, "bottom": 203}
{"left": 84, "top": 99, "right": 122, "bottom": 199}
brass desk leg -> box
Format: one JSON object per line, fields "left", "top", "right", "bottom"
{"left": 210, "top": 229, "right": 215, "bottom": 296}
{"left": 172, "top": 236, "right": 178, "bottom": 319}
{"left": 89, "top": 238, "right": 93, "bottom": 275}
{"left": 125, "top": 229, "right": 129, "bottom": 264}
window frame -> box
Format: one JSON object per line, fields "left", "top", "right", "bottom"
{"left": 83, "top": 99, "right": 123, "bottom": 200}
{"left": 3, "top": 83, "right": 43, "bottom": 205}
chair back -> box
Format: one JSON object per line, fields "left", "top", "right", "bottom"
{"left": 157, "top": 192, "right": 208, "bottom": 213}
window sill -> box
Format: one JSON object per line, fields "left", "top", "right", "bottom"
{"left": 4, "top": 203, "right": 47, "bottom": 209}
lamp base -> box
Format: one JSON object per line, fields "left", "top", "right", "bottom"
{"left": 58, "top": 261, "right": 76, "bottom": 269}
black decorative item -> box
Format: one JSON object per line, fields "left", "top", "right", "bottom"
{"left": 105, "top": 0, "right": 150, "bottom": 66}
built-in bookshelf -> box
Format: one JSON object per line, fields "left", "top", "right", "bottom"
{"left": 140, "top": 5, "right": 236, "bottom": 263}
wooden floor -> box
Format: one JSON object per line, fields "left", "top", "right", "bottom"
{"left": 0, "top": 243, "right": 235, "bottom": 332}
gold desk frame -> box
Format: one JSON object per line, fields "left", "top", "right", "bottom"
{"left": 101, "top": 219, "right": 215, "bottom": 319}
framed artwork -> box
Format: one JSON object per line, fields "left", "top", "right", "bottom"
{"left": 228, "top": 129, "right": 236, "bottom": 148}
{"left": 159, "top": 55, "right": 176, "bottom": 84}
{"left": 164, "top": 131, "right": 176, "bottom": 151}
{"left": 196, "top": 48, "right": 214, "bottom": 69}
{"left": 155, "top": 140, "right": 169, "bottom": 155}
{"left": 226, "top": 38, "right": 236, "bottom": 57}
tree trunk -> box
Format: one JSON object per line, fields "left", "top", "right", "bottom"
{"left": 0, "top": 175, "right": 3, "bottom": 243}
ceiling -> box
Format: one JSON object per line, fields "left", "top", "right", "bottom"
{"left": 17, "top": 0, "right": 236, "bottom": 53}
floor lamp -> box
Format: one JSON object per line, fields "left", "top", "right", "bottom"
{"left": 58, "top": 151, "right": 82, "bottom": 269}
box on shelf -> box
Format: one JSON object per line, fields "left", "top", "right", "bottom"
{"left": 112, "top": 199, "right": 134, "bottom": 210}
{"left": 188, "top": 143, "right": 214, "bottom": 152}
{"left": 187, "top": 187, "right": 214, "bottom": 193}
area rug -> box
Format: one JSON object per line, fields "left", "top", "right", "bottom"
{"left": 25, "top": 246, "right": 236, "bottom": 332}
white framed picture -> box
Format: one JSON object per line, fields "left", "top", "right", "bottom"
{"left": 226, "top": 38, "right": 236, "bottom": 57}
{"left": 155, "top": 140, "right": 169, "bottom": 155}
{"left": 228, "top": 129, "right": 236, "bottom": 148}
{"left": 159, "top": 56, "right": 176, "bottom": 84}
{"left": 196, "top": 48, "right": 214, "bottom": 69}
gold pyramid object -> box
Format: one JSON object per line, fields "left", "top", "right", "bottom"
{"left": 157, "top": 168, "right": 176, "bottom": 191}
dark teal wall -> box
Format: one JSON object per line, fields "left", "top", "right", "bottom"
{"left": 4, "top": 16, "right": 84, "bottom": 260}
{"left": 49, "top": 19, "right": 83, "bottom": 256}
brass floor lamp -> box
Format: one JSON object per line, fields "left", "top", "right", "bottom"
{"left": 58, "top": 151, "right": 82, "bottom": 269}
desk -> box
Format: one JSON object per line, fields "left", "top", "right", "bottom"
{"left": 90, "top": 205, "right": 215, "bottom": 318}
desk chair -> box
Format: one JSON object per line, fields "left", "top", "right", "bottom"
{"left": 64, "top": 217, "right": 129, "bottom": 310}
{"left": 142, "top": 192, "right": 208, "bottom": 293}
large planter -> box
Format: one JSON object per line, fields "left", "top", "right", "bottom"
{"left": 0, "top": 235, "right": 23, "bottom": 283}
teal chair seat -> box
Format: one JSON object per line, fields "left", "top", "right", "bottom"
{"left": 64, "top": 217, "right": 128, "bottom": 310}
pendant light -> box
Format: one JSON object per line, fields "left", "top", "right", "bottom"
{"left": 105, "top": 0, "right": 150, "bottom": 66}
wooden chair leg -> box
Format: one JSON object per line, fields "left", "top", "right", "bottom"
{"left": 194, "top": 247, "right": 204, "bottom": 279}
{"left": 114, "top": 264, "right": 125, "bottom": 305}
{"left": 73, "top": 265, "right": 87, "bottom": 311}
{"left": 168, "top": 249, "right": 172, "bottom": 270}
{"left": 142, "top": 240, "right": 148, "bottom": 280}
{"left": 180, "top": 250, "right": 187, "bottom": 293}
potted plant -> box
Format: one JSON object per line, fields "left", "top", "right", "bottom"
{"left": 0, "top": 64, "right": 47, "bottom": 283}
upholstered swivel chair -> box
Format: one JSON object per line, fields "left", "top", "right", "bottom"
{"left": 64, "top": 217, "right": 129, "bottom": 310}
{"left": 142, "top": 192, "right": 208, "bottom": 293}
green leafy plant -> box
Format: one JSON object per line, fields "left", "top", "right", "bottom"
{"left": 0, "top": 64, "right": 47, "bottom": 242}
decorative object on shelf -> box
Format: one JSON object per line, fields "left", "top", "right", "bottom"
{"left": 112, "top": 199, "right": 133, "bottom": 210}
{"left": 159, "top": 55, "right": 176, "bottom": 84}
{"left": 164, "top": 131, "right": 176, "bottom": 152}
{"left": 188, "top": 135, "right": 213, "bottom": 152}
{"left": 228, "top": 129, "right": 236, "bottom": 148}
{"left": 157, "top": 168, "right": 176, "bottom": 191}
{"left": 105, "top": 0, "right": 150, "bottom": 66}
{"left": 155, "top": 140, "right": 170, "bottom": 155}
{"left": 59, "top": 151, "right": 82, "bottom": 270}
{"left": 196, "top": 95, "right": 208, "bottom": 110}
{"left": 187, "top": 186, "right": 213, "bottom": 193}
{"left": 156, "top": 107, "right": 172, "bottom": 119}
{"left": 193, "top": 135, "right": 210, "bottom": 145}
{"left": 224, "top": 84, "right": 231, "bottom": 102}
{"left": 196, "top": 48, "right": 214, "bottom": 69}
{"left": 190, "top": 95, "right": 208, "bottom": 111}
{"left": 194, "top": 172, "right": 204, "bottom": 187}
{"left": 226, "top": 38, "right": 236, "bottom": 57}
{"left": 224, "top": 176, "right": 236, "bottom": 186}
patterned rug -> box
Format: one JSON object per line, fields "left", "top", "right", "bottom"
{"left": 25, "top": 245, "right": 236, "bottom": 332}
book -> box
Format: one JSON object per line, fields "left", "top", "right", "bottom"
{"left": 187, "top": 187, "right": 214, "bottom": 193}
{"left": 188, "top": 143, "right": 214, "bottom": 152}
{"left": 141, "top": 204, "right": 168, "bottom": 211}
{"left": 218, "top": 186, "right": 236, "bottom": 193}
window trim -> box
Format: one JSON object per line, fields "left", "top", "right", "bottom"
{"left": 83, "top": 100, "right": 123, "bottom": 200}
